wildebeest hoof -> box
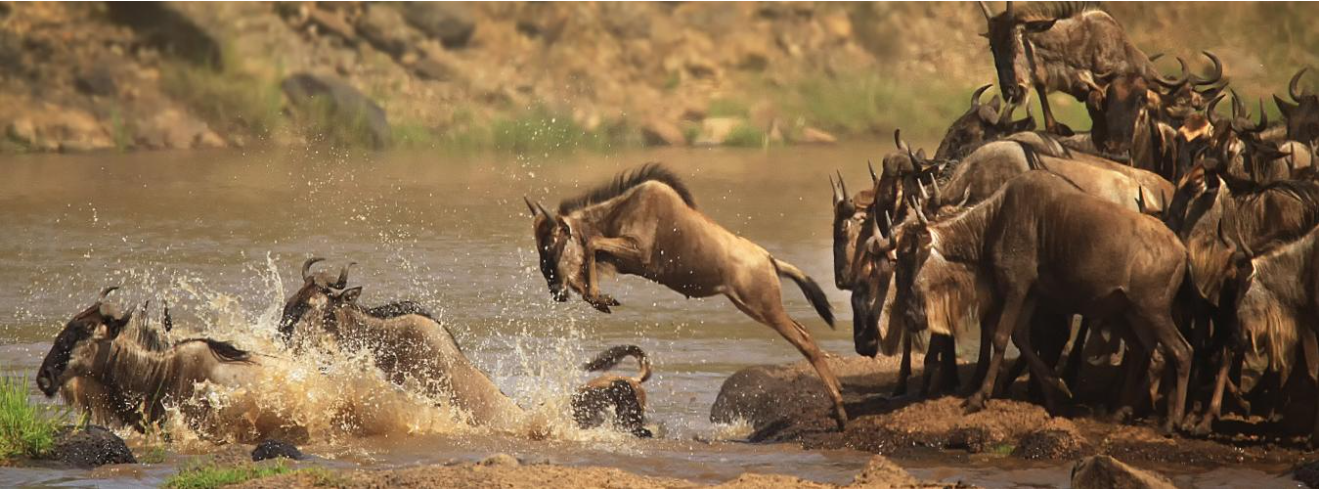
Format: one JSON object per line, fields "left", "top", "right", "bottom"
{"left": 1107, "top": 406, "right": 1134, "bottom": 424}
{"left": 832, "top": 405, "right": 850, "bottom": 431}
{"left": 891, "top": 383, "right": 908, "bottom": 398}
{"left": 1160, "top": 419, "right": 1179, "bottom": 438}
{"left": 1187, "top": 416, "right": 1214, "bottom": 437}
{"left": 587, "top": 294, "right": 620, "bottom": 313}
{"left": 962, "top": 394, "right": 987, "bottom": 414}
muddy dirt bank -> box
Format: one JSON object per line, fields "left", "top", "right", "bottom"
{"left": 712, "top": 355, "right": 1317, "bottom": 477}
{"left": 233, "top": 453, "right": 965, "bottom": 489}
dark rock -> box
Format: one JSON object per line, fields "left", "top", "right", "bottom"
{"left": 104, "top": 2, "right": 222, "bottom": 67}
{"left": 307, "top": 8, "right": 356, "bottom": 43}
{"left": 75, "top": 66, "right": 116, "bottom": 97}
{"left": 1296, "top": 459, "right": 1319, "bottom": 488}
{"left": 50, "top": 425, "right": 136, "bottom": 468}
{"left": 1014, "top": 428, "right": 1085, "bottom": 460}
{"left": 355, "top": 5, "right": 421, "bottom": 58}
{"left": 412, "top": 55, "right": 458, "bottom": 82}
{"left": 398, "top": 3, "right": 475, "bottom": 49}
{"left": 946, "top": 426, "right": 992, "bottom": 453}
{"left": 1072, "top": 455, "right": 1176, "bottom": 489}
{"left": 281, "top": 73, "right": 391, "bottom": 149}
{"left": 251, "top": 439, "right": 303, "bottom": 461}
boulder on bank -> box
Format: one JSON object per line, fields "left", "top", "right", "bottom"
{"left": 355, "top": 5, "right": 423, "bottom": 58}
{"left": 49, "top": 425, "right": 136, "bottom": 468}
{"left": 397, "top": 3, "right": 476, "bottom": 49}
{"left": 1071, "top": 455, "right": 1175, "bottom": 489}
{"left": 251, "top": 439, "right": 303, "bottom": 462}
{"left": 281, "top": 73, "right": 391, "bottom": 149}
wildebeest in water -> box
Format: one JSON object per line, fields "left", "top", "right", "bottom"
{"left": 526, "top": 163, "right": 846, "bottom": 429}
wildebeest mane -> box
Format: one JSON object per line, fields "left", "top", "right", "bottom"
{"left": 364, "top": 300, "right": 435, "bottom": 320}
{"left": 558, "top": 163, "right": 695, "bottom": 213}
{"left": 177, "top": 338, "right": 252, "bottom": 363}
{"left": 1011, "top": 1, "right": 1106, "bottom": 22}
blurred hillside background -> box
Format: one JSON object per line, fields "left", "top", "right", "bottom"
{"left": 0, "top": 1, "right": 1315, "bottom": 154}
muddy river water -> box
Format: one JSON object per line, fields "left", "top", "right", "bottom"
{"left": 0, "top": 146, "right": 1297, "bottom": 487}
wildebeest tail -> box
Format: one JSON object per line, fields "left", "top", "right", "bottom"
{"left": 583, "top": 344, "right": 651, "bottom": 383}
{"left": 772, "top": 258, "right": 835, "bottom": 328}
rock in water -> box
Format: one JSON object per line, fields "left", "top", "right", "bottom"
{"left": 1072, "top": 455, "right": 1175, "bottom": 489}
{"left": 851, "top": 455, "right": 917, "bottom": 486}
{"left": 281, "top": 73, "right": 391, "bottom": 149}
{"left": 479, "top": 453, "right": 520, "bottom": 467}
{"left": 50, "top": 425, "right": 136, "bottom": 467}
{"left": 251, "top": 439, "right": 304, "bottom": 461}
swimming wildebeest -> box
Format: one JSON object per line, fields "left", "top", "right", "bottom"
{"left": 36, "top": 288, "right": 310, "bottom": 442}
{"left": 526, "top": 163, "right": 846, "bottom": 429}
{"left": 1230, "top": 223, "right": 1319, "bottom": 441}
{"left": 571, "top": 345, "right": 652, "bottom": 437}
{"left": 279, "top": 259, "right": 527, "bottom": 428}
{"left": 1276, "top": 68, "right": 1319, "bottom": 147}
{"left": 977, "top": 1, "right": 1176, "bottom": 135}
{"left": 890, "top": 172, "right": 1193, "bottom": 432}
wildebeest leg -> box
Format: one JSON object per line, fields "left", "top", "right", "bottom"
{"left": 581, "top": 236, "right": 642, "bottom": 312}
{"left": 939, "top": 335, "right": 960, "bottom": 393}
{"left": 727, "top": 293, "right": 848, "bottom": 430}
{"left": 1191, "top": 344, "right": 1233, "bottom": 436}
{"left": 1141, "top": 312, "right": 1193, "bottom": 434}
{"left": 894, "top": 332, "right": 911, "bottom": 397}
{"left": 1061, "top": 317, "right": 1092, "bottom": 390}
{"left": 965, "top": 308, "right": 1001, "bottom": 397}
{"left": 965, "top": 293, "right": 1027, "bottom": 413}
{"left": 921, "top": 334, "right": 957, "bottom": 397}
{"left": 1008, "top": 298, "right": 1069, "bottom": 413}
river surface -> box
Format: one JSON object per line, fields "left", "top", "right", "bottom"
{"left": 0, "top": 146, "right": 1293, "bottom": 487}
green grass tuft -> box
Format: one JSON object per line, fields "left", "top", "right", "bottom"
{"left": 723, "top": 123, "right": 766, "bottom": 147}
{"left": 164, "top": 461, "right": 295, "bottom": 489}
{"left": 160, "top": 46, "right": 284, "bottom": 143}
{"left": 707, "top": 97, "right": 750, "bottom": 118}
{"left": 0, "top": 375, "right": 64, "bottom": 460}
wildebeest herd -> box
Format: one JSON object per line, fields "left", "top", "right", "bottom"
{"left": 27, "top": 1, "right": 1319, "bottom": 449}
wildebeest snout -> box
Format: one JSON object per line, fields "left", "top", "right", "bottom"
{"left": 36, "top": 367, "right": 58, "bottom": 397}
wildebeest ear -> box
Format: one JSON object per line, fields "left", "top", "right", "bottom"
{"left": 977, "top": 105, "right": 1000, "bottom": 125}
{"left": 1086, "top": 89, "right": 1105, "bottom": 110}
{"left": 1022, "top": 19, "right": 1056, "bottom": 33}
{"left": 337, "top": 287, "right": 363, "bottom": 304}
{"left": 1275, "top": 95, "right": 1297, "bottom": 118}
{"left": 104, "top": 308, "right": 133, "bottom": 339}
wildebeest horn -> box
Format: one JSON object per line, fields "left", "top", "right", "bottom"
{"left": 970, "top": 84, "right": 993, "bottom": 108}
{"left": 1192, "top": 51, "right": 1223, "bottom": 87}
{"left": 910, "top": 196, "right": 929, "bottom": 225}
{"left": 836, "top": 170, "right": 849, "bottom": 201}
{"left": 829, "top": 175, "right": 842, "bottom": 205}
{"left": 332, "top": 262, "right": 355, "bottom": 289}
{"left": 977, "top": 1, "right": 993, "bottom": 21}
{"left": 1252, "top": 98, "right": 1269, "bottom": 133}
{"left": 917, "top": 179, "right": 928, "bottom": 200}
{"left": 1205, "top": 92, "right": 1225, "bottom": 120}
{"left": 1004, "top": 1, "right": 1013, "bottom": 17}
{"left": 1135, "top": 187, "right": 1149, "bottom": 214}
{"left": 536, "top": 201, "right": 553, "bottom": 220}
{"left": 894, "top": 129, "right": 910, "bottom": 153}
{"left": 98, "top": 286, "right": 119, "bottom": 302}
{"left": 872, "top": 210, "right": 887, "bottom": 243}
{"left": 929, "top": 176, "right": 942, "bottom": 207}
{"left": 524, "top": 196, "right": 541, "bottom": 217}
{"left": 956, "top": 188, "right": 972, "bottom": 207}
{"left": 1155, "top": 57, "right": 1191, "bottom": 89}
{"left": 1149, "top": 53, "right": 1164, "bottom": 62}
{"left": 301, "top": 257, "right": 325, "bottom": 281}
{"left": 868, "top": 160, "right": 879, "bottom": 184}
{"left": 1290, "top": 68, "right": 1308, "bottom": 102}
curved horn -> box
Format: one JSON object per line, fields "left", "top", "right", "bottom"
{"left": 929, "top": 176, "right": 942, "bottom": 207}
{"left": 1290, "top": 68, "right": 1308, "bottom": 102}
{"left": 871, "top": 209, "right": 887, "bottom": 243}
{"left": 535, "top": 201, "right": 553, "bottom": 220}
{"left": 1192, "top": 51, "right": 1223, "bottom": 86}
{"left": 1149, "top": 53, "right": 1164, "bottom": 63}
{"left": 1155, "top": 57, "right": 1191, "bottom": 89}
{"left": 868, "top": 160, "right": 879, "bottom": 184}
{"left": 1250, "top": 98, "right": 1269, "bottom": 133}
{"left": 1230, "top": 88, "right": 1248, "bottom": 121}
{"left": 894, "top": 129, "right": 910, "bottom": 153}
{"left": 1206, "top": 92, "right": 1225, "bottom": 120}
{"left": 917, "top": 179, "right": 929, "bottom": 200}
{"left": 301, "top": 257, "right": 325, "bottom": 281}
{"left": 98, "top": 286, "right": 119, "bottom": 302}
{"left": 970, "top": 84, "right": 993, "bottom": 108}
{"left": 977, "top": 1, "right": 993, "bottom": 21}
{"left": 910, "top": 196, "right": 929, "bottom": 225}
{"left": 332, "top": 262, "right": 356, "bottom": 289}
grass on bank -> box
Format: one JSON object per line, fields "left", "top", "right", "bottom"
{"left": 163, "top": 460, "right": 348, "bottom": 489}
{"left": 0, "top": 375, "right": 64, "bottom": 460}
{"left": 160, "top": 46, "right": 284, "bottom": 143}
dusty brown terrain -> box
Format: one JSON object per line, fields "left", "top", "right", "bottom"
{"left": 712, "top": 355, "right": 1317, "bottom": 472}
{"left": 234, "top": 454, "right": 967, "bottom": 489}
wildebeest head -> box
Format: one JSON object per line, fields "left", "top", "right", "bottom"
{"left": 979, "top": 2, "right": 1053, "bottom": 104}
{"left": 526, "top": 197, "right": 585, "bottom": 302}
{"left": 1229, "top": 254, "right": 1297, "bottom": 373}
{"left": 1275, "top": 68, "right": 1319, "bottom": 147}
{"left": 935, "top": 84, "right": 1035, "bottom": 160}
{"left": 37, "top": 287, "right": 134, "bottom": 397}
{"left": 830, "top": 170, "right": 874, "bottom": 290}
{"left": 279, "top": 257, "right": 352, "bottom": 341}
{"left": 1087, "top": 75, "right": 1158, "bottom": 158}
{"left": 851, "top": 205, "right": 898, "bottom": 357}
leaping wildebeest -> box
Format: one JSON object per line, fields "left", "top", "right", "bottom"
{"left": 526, "top": 164, "right": 846, "bottom": 429}
{"left": 977, "top": 1, "right": 1177, "bottom": 135}
{"left": 890, "top": 171, "right": 1193, "bottom": 433}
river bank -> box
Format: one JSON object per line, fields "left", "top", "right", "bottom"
{"left": 1, "top": 2, "right": 1313, "bottom": 155}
